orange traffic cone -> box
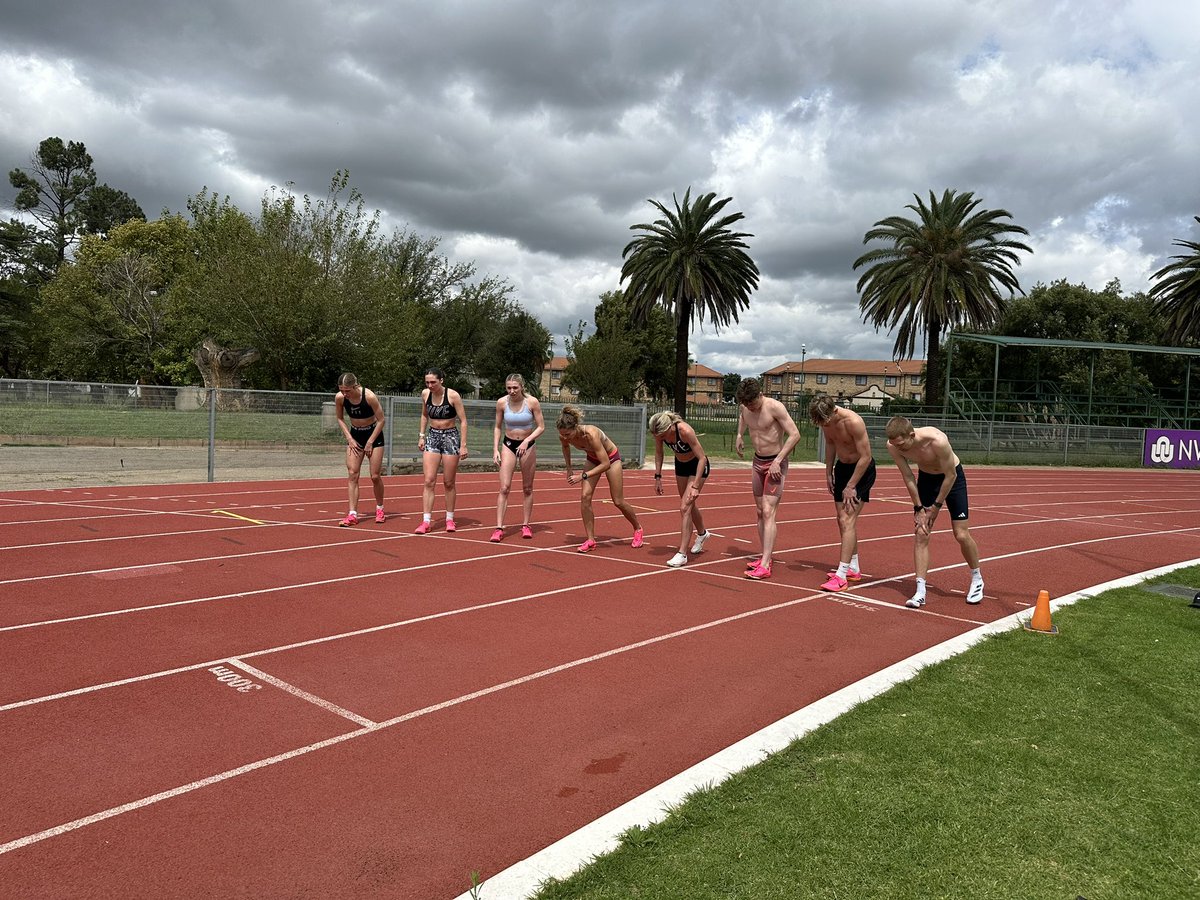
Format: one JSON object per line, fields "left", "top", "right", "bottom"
{"left": 1024, "top": 589, "right": 1058, "bottom": 634}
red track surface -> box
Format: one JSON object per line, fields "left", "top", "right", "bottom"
{"left": 1, "top": 467, "right": 1197, "bottom": 898}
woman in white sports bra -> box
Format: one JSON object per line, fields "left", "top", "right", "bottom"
{"left": 490, "top": 374, "right": 546, "bottom": 542}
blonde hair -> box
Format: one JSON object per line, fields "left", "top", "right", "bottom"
{"left": 338, "top": 373, "right": 358, "bottom": 388}
{"left": 809, "top": 394, "right": 839, "bottom": 424}
{"left": 649, "top": 411, "right": 683, "bottom": 435}
{"left": 504, "top": 373, "right": 526, "bottom": 390}
{"left": 556, "top": 404, "right": 585, "bottom": 431}
{"left": 885, "top": 415, "right": 915, "bottom": 440}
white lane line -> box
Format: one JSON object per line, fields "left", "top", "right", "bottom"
{"left": 226, "top": 660, "right": 376, "bottom": 728}
{"left": 0, "top": 533, "right": 406, "bottom": 586}
{"left": 0, "top": 591, "right": 825, "bottom": 858}
{"left": 0, "top": 564, "right": 661, "bottom": 711}
{"left": 453, "top": 556, "right": 1200, "bottom": 900}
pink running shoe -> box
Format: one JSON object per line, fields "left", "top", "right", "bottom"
{"left": 820, "top": 573, "right": 849, "bottom": 592}
{"left": 339, "top": 513, "right": 358, "bottom": 527}
{"left": 490, "top": 528, "right": 504, "bottom": 543}
{"left": 445, "top": 519, "right": 456, "bottom": 533}
{"left": 631, "top": 528, "right": 644, "bottom": 549}
{"left": 577, "top": 538, "right": 597, "bottom": 553}
{"left": 521, "top": 525, "right": 533, "bottom": 539}
{"left": 745, "top": 562, "right": 772, "bottom": 580}
{"left": 375, "top": 509, "right": 386, "bottom": 524}
{"left": 827, "top": 569, "right": 861, "bottom": 582}
{"left": 414, "top": 520, "right": 431, "bottom": 534}
{"left": 745, "top": 558, "right": 761, "bottom": 571}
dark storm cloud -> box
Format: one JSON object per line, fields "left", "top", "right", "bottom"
{"left": 3, "top": 0, "right": 1198, "bottom": 371}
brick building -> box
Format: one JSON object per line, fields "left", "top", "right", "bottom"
{"left": 759, "top": 358, "right": 925, "bottom": 410}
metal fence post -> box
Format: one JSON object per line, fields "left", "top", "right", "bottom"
{"left": 385, "top": 394, "right": 395, "bottom": 473}
{"left": 207, "top": 388, "right": 217, "bottom": 482}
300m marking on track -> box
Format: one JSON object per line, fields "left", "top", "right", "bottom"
{"left": 208, "top": 665, "right": 263, "bottom": 693}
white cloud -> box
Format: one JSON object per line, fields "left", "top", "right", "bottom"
{"left": 2, "top": 1, "right": 1197, "bottom": 376}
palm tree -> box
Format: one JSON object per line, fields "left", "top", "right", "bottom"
{"left": 1149, "top": 216, "right": 1200, "bottom": 344}
{"left": 621, "top": 190, "right": 759, "bottom": 416}
{"left": 853, "top": 189, "right": 1032, "bottom": 406}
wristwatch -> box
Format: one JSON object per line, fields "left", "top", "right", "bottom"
{"left": 913, "top": 504, "right": 923, "bottom": 513}
{"left": 933, "top": 500, "right": 944, "bottom": 509}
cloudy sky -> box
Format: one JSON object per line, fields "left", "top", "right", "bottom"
{"left": 3, "top": 0, "right": 1197, "bottom": 376}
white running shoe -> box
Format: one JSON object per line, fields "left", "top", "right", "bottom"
{"left": 667, "top": 552, "right": 688, "bottom": 568}
{"left": 966, "top": 580, "right": 984, "bottom": 605}
{"left": 906, "top": 594, "right": 926, "bottom": 609}
{"left": 690, "top": 530, "right": 710, "bottom": 555}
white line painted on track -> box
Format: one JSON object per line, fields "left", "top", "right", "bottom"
{"left": 226, "top": 660, "right": 376, "bottom": 727}
{"left": 0, "top": 590, "right": 829, "bottom": 857}
{"left": 0, "top": 564, "right": 663, "bottom": 711}
{"left": 452, "top": 556, "right": 1200, "bottom": 900}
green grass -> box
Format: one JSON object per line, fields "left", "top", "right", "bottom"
{"left": 531, "top": 570, "right": 1200, "bottom": 900}
{"left": 646, "top": 422, "right": 821, "bottom": 464}
{"left": 0, "top": 404, "right": 339, "bottom": 445}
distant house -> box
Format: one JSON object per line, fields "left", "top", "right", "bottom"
{"left": 539, "top": 356, "right": 577, "bottom": 402}
{"left": 685, "top": 363, "right": 725, "bottom": 406}
{"left": 760, "top": 358, "right": 925, "bottom": 410}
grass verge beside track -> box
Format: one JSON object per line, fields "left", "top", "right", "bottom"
{"left": 531, "top": 569, "right": 1200, "bottom": 900}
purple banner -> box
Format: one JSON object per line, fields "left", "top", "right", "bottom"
{"left": 1143, "top": 429, "right": 1200, "bottom": 469}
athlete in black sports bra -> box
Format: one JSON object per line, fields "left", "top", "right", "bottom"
{"left": 334, "top": 372, "right": 387, "bottom": 526}
{"left": 415, "top": 367, "right": 469, "bottom": 534}
{"left": 649, "top": 411, "right": 711, "bottom": 568}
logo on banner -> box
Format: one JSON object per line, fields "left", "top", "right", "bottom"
{"left": 1150, "top": 435, "right": 1174, "bottom": 464}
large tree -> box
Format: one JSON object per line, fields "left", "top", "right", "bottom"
{"left": 853, "top": 189, "right": 1032, "bottom": 405}
{"left": 34, "top": 216, "right": 193, "bottom": 383}
{"left": 621, "top": 189, "right": 759, "bottom": 416}
{"left": 9, "top": 137, "right": 97, "bottom": 270}
{"left": 562, "top": 320, "right": 640, "bottom": 402}
{"left": 1149, "top": 216, "right": 1200, "bottom": 345}
{"left": 593, "top": 290, "right": 676, "bottom": 402}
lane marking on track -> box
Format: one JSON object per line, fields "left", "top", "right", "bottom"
{"left": 599, "top": 499, "right": 658, "bottom": 513}
{"left": 0, "top": 590, "right": 830, "bottom": 858}
{"left": 455, "top": 556, "right": 1200, "bottom": 900}
{"left": 225, "top": 659, "right": 376, "bottom": 727}
{"left": 8, "top": 518, "right": 1200, "bottom": 715}
{"left": 212, "top": 509, "right": 266, "bottom": 525}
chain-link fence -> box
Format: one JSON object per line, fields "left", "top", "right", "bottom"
{"left": 0, "top": 379, "right": 647, "bottom": 486}
{"left": 856, "top": 414, "right": 1145, "bottom": 466}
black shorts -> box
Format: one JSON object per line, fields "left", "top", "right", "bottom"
{"left": 833, "top": 458, "right": 875, "bottom": 503}
{"left": 502, "top": 436, "right": 535, "bottom": 455}
{"left": 350, "top": 424, "right": 384, "bottom": 450}
{"left": 673, "top": 456, "right": 711, "bottom": 479}
{"left": 917, "top": 464, "right": 969, "bottom": 520}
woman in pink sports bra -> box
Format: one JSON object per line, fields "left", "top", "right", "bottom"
{"left": 556, "top": 405, "right": 643, "bottom": 553}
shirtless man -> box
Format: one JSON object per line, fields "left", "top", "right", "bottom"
{"left": 810, "top": 395, "right": 875, "bottom": 592}
{"left": 734, "top": 378, "right": 801, "bottom": 580}
{"left": 885, "top": 416, "right": 984, "bottom": 608}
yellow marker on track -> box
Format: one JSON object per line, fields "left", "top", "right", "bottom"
{"left": 599, "top": 499, "right": 657, "bottom": 513}
{"left": 212, "top": 509, "right": 265, "bottom": 525}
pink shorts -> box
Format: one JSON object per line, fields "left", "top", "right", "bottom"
{"left": 752, "top": 454, "right": 788, "bottom": 497}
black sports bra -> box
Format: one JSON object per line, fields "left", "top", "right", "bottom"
{"left": 342, "top": 390, "right": 373, "bottom": 419}
{"left": 666, "top": 424, "right": 692, "bottom": 455}
{"left": 425, "top": 390, "right": 454, "bottom": 420}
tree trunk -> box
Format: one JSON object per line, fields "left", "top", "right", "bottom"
{"left": 925, "top": 317, "right": 942, "bottom": 408}
{"left": 194, "top": 338, "right": 260, "bottom": 410}
{"left": 674, "top": 309, "right": 690, "bottom": 417}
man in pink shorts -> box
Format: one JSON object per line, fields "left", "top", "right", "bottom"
{"left": 735, "top": 378, "right": 801, "bottom": 580}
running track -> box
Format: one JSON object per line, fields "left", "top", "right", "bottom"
{"left": 1, "top": 466, "right": 1197, "bottom": 898}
